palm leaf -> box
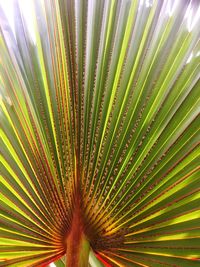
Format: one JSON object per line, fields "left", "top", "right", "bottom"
{"left": 0, "top": 0, "right": 200, "bottom": 266}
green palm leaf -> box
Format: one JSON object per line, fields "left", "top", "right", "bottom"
{"left": 0, "top": 0, "right": 200, "bottom": 266}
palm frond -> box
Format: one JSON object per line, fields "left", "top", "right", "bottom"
{"left": 0, "top": 0, "right": 200, "bottom": 266}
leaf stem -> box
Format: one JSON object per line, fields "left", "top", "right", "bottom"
{"left": 65, "top": 196, "right": 90, "bottom": 267}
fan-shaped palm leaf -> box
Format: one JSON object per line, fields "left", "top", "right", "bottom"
{"left": 0, "top": 0, "right": 200, "bottom": 266}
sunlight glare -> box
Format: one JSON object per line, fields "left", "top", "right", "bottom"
{"left": 186, "top": 52, "right": 193, "bottom": 64}
{"left": 0, "top": 0, "right": 15, "bottom": 35}
{"left": 196, "top": 51, "right": 200, "bottom": 58}
{"left": 167, "top": 0, "right": 180, "bottom": 17}
{"left": 185, "top": 3, "right": 200, "bottom": 32}
{"left": 0, "top": 0, "right": 36, "bottom": 44}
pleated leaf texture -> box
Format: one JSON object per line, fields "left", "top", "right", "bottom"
{"left": 0, "top": 0, "right": 200, "bottom": 266}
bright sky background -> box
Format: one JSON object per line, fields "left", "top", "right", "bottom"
{"left": 1, "top": 0, "right": 200, "bottom": 33}
{"left": 1, "top": 0, "right": 199, "bottom": 64}
{"left": 0, "top": 0, "right": 36, "bottom": 43}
